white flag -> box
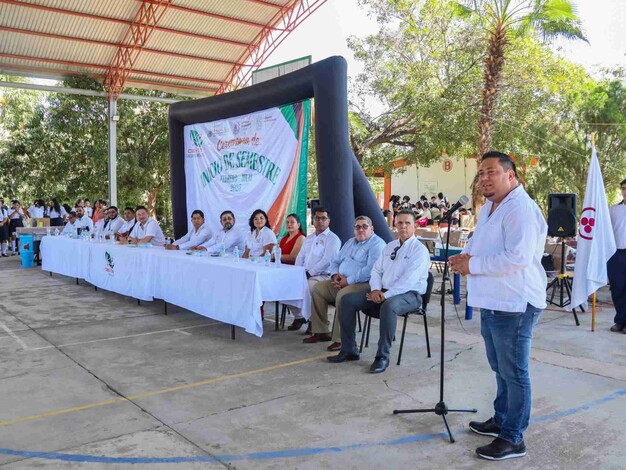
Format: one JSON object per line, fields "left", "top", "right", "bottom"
{"left": 570, "top": 148, "right": 617, "bottom": 309}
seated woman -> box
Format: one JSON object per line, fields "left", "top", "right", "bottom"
{"left": 242, "top": 209, "right": 277, "bottom": 258}
{"left": 278, "top": 213, "right": 305, "bottom": 264}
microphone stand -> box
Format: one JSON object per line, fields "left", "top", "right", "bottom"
{"left": 393, "top": 215, "right": 477, "bottom": 443}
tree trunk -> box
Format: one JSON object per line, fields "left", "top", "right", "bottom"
{"left": 473, "top": 20, "right": 508, "bottom": 215}
{"left": 146, "top": 190, "right": 157, "bottom": 218}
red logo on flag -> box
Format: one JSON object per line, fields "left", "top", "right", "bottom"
{"left": 579, "top": 207, "right": 596, "bottom": 240}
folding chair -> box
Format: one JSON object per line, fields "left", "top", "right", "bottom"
{"left": 359, "top": 272, "right": 434, "bottom": 365}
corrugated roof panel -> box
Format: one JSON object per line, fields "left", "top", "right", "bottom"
{"left": 27, "top": 0, "right": 139, "bottom": 21}
{"left": 175, "top": 0, "right": 287, "bottom": 26}
{"left": 134, "top": 53, "right": 233, "bottom": 83}
{"left": 147, "top": 30, "right": 245, "bottom": 64}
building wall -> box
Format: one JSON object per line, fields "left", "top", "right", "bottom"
{"left": 390, "top": 157, "right": 477, "bottom": 206}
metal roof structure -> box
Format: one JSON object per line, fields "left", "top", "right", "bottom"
{"left": 0, "top": 0, "right": 328, "bottom": 99}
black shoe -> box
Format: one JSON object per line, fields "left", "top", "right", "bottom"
{"left": 288, "top": 318, "right": 307, "bottom": 331}
{"left": 469, "top": 417, "right": 501, "bottom": 438}
{"left": 476, "top": 438, "right": 526, "bottom": 461}
{"left": 327, "top": 351, "right": 360, "bottom": 363}
{"left": 369, "top": 356, "right": 389, "bottom": 373}
{"left": 610, "top": 323, "right": 624, "bottom": 332}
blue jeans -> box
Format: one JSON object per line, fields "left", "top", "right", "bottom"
{"left": 480, "top": 304, "right": 541, "bottom": 444}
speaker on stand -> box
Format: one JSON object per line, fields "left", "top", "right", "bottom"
{"left": 545, "top": 194, "right": 582, "bottom": 325}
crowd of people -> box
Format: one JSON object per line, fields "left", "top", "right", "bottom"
{"left": 387, "top": 192, "right": 469, "bottom": 226}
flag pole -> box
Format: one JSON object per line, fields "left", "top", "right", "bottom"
{"left": 590, "top": 132, "right": 596, "bottom": 332}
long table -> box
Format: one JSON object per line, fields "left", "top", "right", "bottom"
{"left": 40, "top": 236, "right": 310, "bottom": 337}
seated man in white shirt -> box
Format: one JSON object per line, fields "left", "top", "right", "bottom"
{"left": 61, "top": 211, "right": 78, "bottom": 235}
{"left": 117, "top": 207, "right": 137, "bottom": 240}
{"left": 328, "top": 210, "right": 429, "bottom": 374}
{"left": 121, "top": 205, "right": 165, "bottom": 246}
{"left": 73, "top": 206, "right": 94, "bottom": 234}
{"left": 166, "top": 210, "right": 212, "bottom": 250}
{"left": 192, "top": 210, "right": 245, "bottom": 254}
{"left": 288, "top": 206, "right": 341, "bottom": 331}
{"left": 100, "top": 206, "right": 125, "bottom": 239}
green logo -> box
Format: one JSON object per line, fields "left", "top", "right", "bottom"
{"left": 190, "top": 129, "right": 203, "bottom": 147}
{"left": 105, "top": 251, "right": 114, "bottom": 275}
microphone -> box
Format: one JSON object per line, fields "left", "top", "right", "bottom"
{"left": 440, "top": 195, "right": 469, "bottom": 221}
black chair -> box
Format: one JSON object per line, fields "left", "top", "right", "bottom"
{"left": 359, "top": 272, "right": 434, "bottom": 365}
{"left": 280, "top": 304, "right": 362, "bottom": 332}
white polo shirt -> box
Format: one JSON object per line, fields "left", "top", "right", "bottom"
{"left": 174, "top": 223, "right": 212, "bottom": 250}
{"left": 295, "top": 228, "right": 341, "bottom": 277}
{"left": 74, "top": 215, "right": 94, "bottom": 231}
{"left": 463, "top": 185, "right": 548, "bottom": 312}
{"left": 370, "top": 236, "right": 430, "bottom": 298}
{"left": 609, "top": 201, "right": 626, "bottom": 249}
{"left": 101, "top": 216, "right": 124, "bottom": 235}
{"left": 61, "top": 221, "right": 77, "bottom": 235}
{"left": 201, "top": 226, "right": 246, "bottom": 254}
{"left": 119, "top": 218, "right": 137, "bottom": 235}
{"left": 28, "top": 206, "right": 45, "bottom": 218}
{"left": 130, "top": 217, "right": 166, "bottom": 246}
{"left": 9, "top": 208, "right": 25, "bottom": 220}
{"left": 245, "top": 226, "right": 277, "bottom": 257}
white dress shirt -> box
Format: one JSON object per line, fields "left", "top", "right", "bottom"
{"left": 370, "top": 236, "right": 430, "bottom": 298}
{"left": 74, "top": 215, "right": 94, "bottom": 231}
{"left": 84, "top": 206, "right": 93, "bottom": 217}
{"left": 462, "top": 185, "right": 548, "bottom": 312}
{"left": 174, "top": 223, "right": 212, "bottom": 250}
{"left": 94, "top": 219, "right": 105, "bottom": 233}
{"left": 245, "top": 226, "right": 277, "bottom": 257}
{"left": 48, "top": 207, "right": 67, "bottom": 219}
{"left": 295, "top": 228, "right": 341, "bottom": 276}
{"left": 130, "top": 217, "right": 166, "bottom": 246}
{"left": 61, "top": 221, "right": 77, "bottom": 235}
{"left": 609, "top": 201, "right": 626, "bottom": 249}
{"left": 119, "top": 218, "right": 137, "bottom": 235}
{"left": 102, "top": 216, "right": 125, "bottom": 235}
{"left": 9, "top": 208, "right": 26, "bottom": 220}
{"left": 201, "top": 226, "right": 246, "bottom": 253}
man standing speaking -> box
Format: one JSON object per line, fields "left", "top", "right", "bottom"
{"left": 450, "top": 151, "right": 547, "bottom": 461}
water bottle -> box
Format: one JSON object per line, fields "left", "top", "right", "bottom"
{"left": 46, "top": 226, "right": 51, "bottom": 237}
{"left": 264, "top": 250, "right": 271, "bottom": 267}
{"left": 274, "top": 246, "right": 282, "bottom": 266}
{"left": 54, "top": 228, "right": 59, "bottom": 237}
{"left": 233, "top": 246, "right": 240, "bottom": 262}
{"left": 220, "top": 242, "right": 226, "bottom": 256}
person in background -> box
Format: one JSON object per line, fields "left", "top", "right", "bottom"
{"left": 27, "top": 199, "right": 46, "bottom": 219}
{"left": 73, "top": 206, "right": 94, "bottom": 233}
{"left": 122, "top": 206, "right": 165, "bottom": 246}
{"left": 166, "top": 210, "right": 211, "bottom": 250}
{"left": 289, "top": 206, "right": 341, "bottom": 332}
{"left": 84, "top": 198, "right": 93, "bottom": 218}
{"left": 242, "top": 209, "right": 277, "bottom": 258}
{"left": 193, "top": 210, "right": 245, "bottom": 254}
{"left": 389, "top": 195, "right": 401, "bottom": 214}
{"left": 277, "top": 213, "right": 306, "bottom": 264}
{"left": 0, "top": 199, "right": 9, "bottom": 257}
{"left": 47, "top": 198, "right": 66, "bottom": 227}
{"left": 305, "top": 215, "right": 385, "bottom": 350}
{"left": 8, "top": 200, "right": 26, "bottom": 255}
{"left": 117, "top": 207, "right": 137, "bottom": 240}
{"left": 420, "top": 202, "right": 433, "bottom": 224}
{"left": 400, "top": 196, "right": 412, "bottom": 210}
{"left": 92, "top": 200, "right": 105, "bottom": 223}
{"left": 75, "top": 199, "right": 84, "bottom": 212}
{"left": 327, "top": 210, "right": 429, "bottom": 374}
{"left": 608, "top": 178, "right": 626, "bottom": 334}
{"left": 93, "top": 206, "right": 107, "bottom": 233}
{"left": 438, "top": 192, "right": 449, "bottom": 208}
{"left": 61, "top": 211, "right": 78, "bottom": 235}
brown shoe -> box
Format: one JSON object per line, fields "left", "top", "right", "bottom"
{"left": 288, "top": 318, "right": 307, "bottom": 331}
{"left": 303, "top": 333, "right": 332, "bottom": 343}
{"left": 610, "top": 323, "right": 624, "bottom": 332}
{"left": 327, "top": 342, "right": 341, "bottom": 351}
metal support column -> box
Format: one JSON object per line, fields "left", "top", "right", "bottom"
{"left": 108, "top": 97, "right": 118, "bottom": 207}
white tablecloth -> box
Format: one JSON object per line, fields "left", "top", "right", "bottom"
{"left": 40, "top": 237, "right": 310, "bottom": 337}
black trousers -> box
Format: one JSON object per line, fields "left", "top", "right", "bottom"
{"left": 608, "top": 249, "right": 626, "bottom": 325}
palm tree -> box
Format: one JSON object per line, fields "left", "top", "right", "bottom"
{"left": 456, "top": 0, "right": 587, "bottom": 212}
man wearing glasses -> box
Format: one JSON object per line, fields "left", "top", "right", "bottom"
{"left": 102, "top": 206, "right": 125, "bottom": 238}
{"left": 304, "top": 215, "right": 385, "bottom": 350}
{"left": 288, "top": 207, "right": 341, "bottom": 331}
{"left": 328, "top": 210, "right": 429, "bottom": 373}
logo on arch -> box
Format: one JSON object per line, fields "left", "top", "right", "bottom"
{"left": 579, "top": 207, "right": 596, "bottom": 241}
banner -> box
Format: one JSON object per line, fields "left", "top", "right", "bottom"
{"left": 184, "top": 101, "right": 310, "bottom": 238}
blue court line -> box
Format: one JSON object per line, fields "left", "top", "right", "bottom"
{"left": 1, "top": 388, "right": 625, "bottom": 465}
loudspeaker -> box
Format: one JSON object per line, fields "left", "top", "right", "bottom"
{"left": 547, "top": 193, "right": 577, "bottom": 237}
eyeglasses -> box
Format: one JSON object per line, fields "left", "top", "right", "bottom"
{"left": 354, "top": 224, "right": 370, "bottom": 230}
{"left": 390, "top": 245, "right": 401, "bottom": 260}
{"left": 314, "top": 216, "right": 329, "bottom": 221}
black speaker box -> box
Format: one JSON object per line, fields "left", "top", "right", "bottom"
{"left": 547, "top": 193, "right": 577, "bottom": 237}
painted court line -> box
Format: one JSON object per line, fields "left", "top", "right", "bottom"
{"left": 0, "top": 353, "right": 332, "bottom": 428}
{"left": 28, "top": 322, "right": 220, "bottom": 351}
{"left": 0, "top": 321, "right": 29, "bottom": 350}
{"left": 0, "top": 388, "right": 625, "bottom": 464}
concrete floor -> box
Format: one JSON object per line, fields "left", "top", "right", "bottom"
{"left": 0, "top": 255, "right": 624, "bottom": 469}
